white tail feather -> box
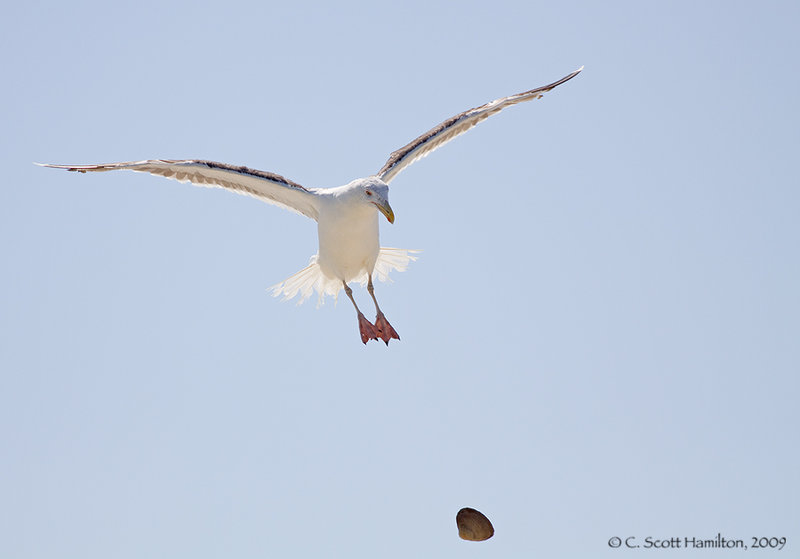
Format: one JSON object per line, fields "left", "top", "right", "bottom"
{"left": 270, "top": 248, "right": 419, "bottom": 307}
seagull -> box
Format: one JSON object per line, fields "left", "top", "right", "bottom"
{"left": 38, "top": 67, "right": 582, "bottom": 345}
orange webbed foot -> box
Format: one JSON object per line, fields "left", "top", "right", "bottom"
{"left": 357, "top": 312, "right": 379, "bottom": 344}
{"left": 374, "top": 311, "right": 400, "bottom": 345}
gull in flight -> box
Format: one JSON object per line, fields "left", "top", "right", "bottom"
{"left": 39, "top": 67, "right": 582, "bottom": 345}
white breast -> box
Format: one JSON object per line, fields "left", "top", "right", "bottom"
{"left": 316, "top": 198, "right": 380, "bottom": 283}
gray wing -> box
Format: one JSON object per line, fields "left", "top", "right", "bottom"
{"left": 37, "top": 159, "right": 321, "bottom": 220}
{"left": 376, "top": 67, "right": 583, "bottom": 184}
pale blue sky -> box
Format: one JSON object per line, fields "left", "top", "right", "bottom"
{"left": 2, "top": 1, "right": 798, "bottom": 557}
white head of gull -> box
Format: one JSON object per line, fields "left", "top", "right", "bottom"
{"left": 38, "top": 67, "right": 583, "bottom": 345}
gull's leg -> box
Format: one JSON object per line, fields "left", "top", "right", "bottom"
{"left": 368, "top": 275, "right": 400, "bottom": 345}
{"left": 344, "top": 281, "right": 378, "bottom": 344}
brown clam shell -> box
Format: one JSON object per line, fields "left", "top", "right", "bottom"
{"left": 456, "top": 507, "right": 494, "bottom": 541}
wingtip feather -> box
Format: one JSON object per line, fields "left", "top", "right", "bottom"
{"left": 35, "top": 162, "right": 80, "bottom": 171}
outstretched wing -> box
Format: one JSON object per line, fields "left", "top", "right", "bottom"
{"left": 376, "top": 67, "right": 583, "bottom": 184}
{"left": 37, "top": 159, "right": 321, "bottom": 220}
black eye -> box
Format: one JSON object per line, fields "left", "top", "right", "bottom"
{"left": 366, "top": 190, "right": 373, "bottom": 196}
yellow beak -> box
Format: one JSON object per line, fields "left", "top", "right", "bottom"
{"left": 373, "top": 200, "right": 395, "bottom": 224}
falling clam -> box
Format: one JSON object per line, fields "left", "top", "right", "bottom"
{"left": 456, "top": 507, "right": 494, "bottom": 541}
